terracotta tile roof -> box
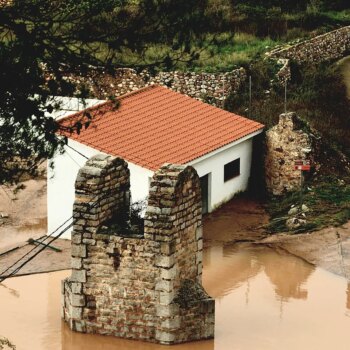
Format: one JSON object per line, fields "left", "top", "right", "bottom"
{"left": 59, "top": 85, "right": 264, "bottom": 170}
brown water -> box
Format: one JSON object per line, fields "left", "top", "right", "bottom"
{"left": 1, "top": 244, "right": 350, "bottom": 350}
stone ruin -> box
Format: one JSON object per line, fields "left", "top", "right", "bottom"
{"left": 265, "top": 112, "right": 314, "bottom": 196}
{"left": 61, "top": 154, "right": 215, "bottom": 344}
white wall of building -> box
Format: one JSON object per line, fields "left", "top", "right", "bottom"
{"left": 47, "top": 139, "right": 152, "bottom": 239}
{"left": 48, "top": 131, "right": 261, "bottom": 239}
{"left": 188, "top": 132, "right": 261, "bottom": 212}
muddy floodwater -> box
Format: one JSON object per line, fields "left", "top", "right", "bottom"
{"left": 1, "top": 244, "right": 350, "bottom": 350}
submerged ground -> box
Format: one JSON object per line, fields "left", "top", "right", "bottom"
{"left": 1, "top": 180, "right": 350, "bottom": 279}
{"left": 1, "top": 181, "right": 350, "bottom": 349}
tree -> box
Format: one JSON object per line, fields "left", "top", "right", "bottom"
{"left": 0, "top": 0, "right": 208, "bottom": 183}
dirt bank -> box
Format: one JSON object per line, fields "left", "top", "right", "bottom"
{"left": 203, "top": 195, "right": 350, "bottom": 280}
{"left": 261, "top": 221, "right": 350, "bottom": 279}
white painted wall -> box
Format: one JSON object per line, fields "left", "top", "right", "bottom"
{"left": 48, "top": 130, "right": 262, "bottom": 239}
{"left": 188, "top": 132, "right": 261, "bottom": 212}
{"left": 47, "top": 139, "right": 152, "bottom": 238}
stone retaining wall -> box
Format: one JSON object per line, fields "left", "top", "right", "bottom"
{"left": 268, "top": 26, "right": 350, "bottom": 83}
{"left": 269, "top": 26, "right": 350, "bottom": 64}
{"left": 67, "top": 67, "right": 246, "bottom": 104}
{"left": 62, "top": 154, "right": 214, "bottom": 344}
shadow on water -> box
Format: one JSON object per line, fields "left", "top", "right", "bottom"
{"left": 1, "top": 244, "right": 350, "bottom": 350}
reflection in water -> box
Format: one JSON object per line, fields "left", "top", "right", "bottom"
{"left": 261, "top": 249, "right": 313, "bottom": 301}
{"left": 1, "top": 245, "right": 350, "bottom": 350}
{"left": 203, "top": 244, "right": 314, "bottom": 303}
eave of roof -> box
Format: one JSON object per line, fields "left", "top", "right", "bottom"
{"left": 59, "top": 85, "right": 265, "bottom": 171}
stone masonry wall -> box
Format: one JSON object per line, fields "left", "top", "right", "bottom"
{"left": 66, "top": 67, "right": 246, "bottom": 104}
{"left": 268, "top": 26, "right": 350, "bottom": 83}
{"left": 62, "top": 155, "right": 214, "bottom": 345}
{"left": 265, "top": 113, "right": 314, "bottom": 196}
{"left": 269, "top": 26, "right": 350, "bottom": 64}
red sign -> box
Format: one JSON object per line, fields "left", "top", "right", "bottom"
{"left": 294, "top": 165, "right": 311, "bottom": 171}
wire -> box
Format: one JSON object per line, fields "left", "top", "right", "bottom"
{"left": 0, "top": 191, "right": 111, "bottom": 283}
{"left": 65, "top": 149, "right": 84, "bottom": 168}
{"left": 0, "top": 216, "right": 73, "bottom": 279}
{"left": 0, "top": 144, "right": 90, "bottom": 281}
{"left": 66, "top": 144, "right": 89, "bottom": 159}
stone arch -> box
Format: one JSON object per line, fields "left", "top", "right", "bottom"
{"left": 73, "top": 153, "right": 130, "bottom": 234}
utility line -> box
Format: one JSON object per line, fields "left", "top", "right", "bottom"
{"left": 65, "top": 144, "right": 89, "bottom": 159}
{"left": 0, "top": 216, "right": 73, "bottom": 280}
{"left": 65, "top": 149, "right": 84, "bottom": 168}
{"left": 0, "top": 144, "right": 93, "bottom": 282}
{"left": 0, "top": 191, "right": 111, "bottom": 283}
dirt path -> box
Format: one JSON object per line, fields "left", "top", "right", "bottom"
{"left": 203, "top": 196, "right": 268, "bottom": 244}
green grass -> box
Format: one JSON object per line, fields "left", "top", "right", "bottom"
{"left": 110, "top": 31, "right": 280, "bottom": 73}
{"left": 267, "top": 177, "right": 350, "bottom": 234}
{"left": 188, "top": 32, "right": 278, "bottom": 72}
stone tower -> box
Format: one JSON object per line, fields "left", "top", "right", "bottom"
{"left": 62, "top": 154, "right": 215, "bottom": 344}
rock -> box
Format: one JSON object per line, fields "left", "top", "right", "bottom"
{"left": 301, "top": 204, "right": 310, "bottom": 213}
{"left": 286, "top": 217, "right": 307, "bottom": 230}
{"left": 0, "top": 212, "right": 9, "bottom": 218}
{"left": 288, "top": 207, "right": 299, "bottom": 216}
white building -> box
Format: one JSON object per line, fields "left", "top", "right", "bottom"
{"left": 48, "top": 85, "right": 264, "bottom": 238}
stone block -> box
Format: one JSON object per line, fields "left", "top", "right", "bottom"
{"left": 155, "top": 255, "right": 175, "bottom": 268}
{"left": 156, "top": 330, "right": 176, "bottom": 344}
{"left": 71, "top": 306, "right": 83, "bottom": 320}
{"left": 196, "top": 226, "right": 203, "bottom": 240}
{"left": 71, "top": 294, "right": 86, "bottom": 307}
{"left": 196, "top": 251, "right": 203, "bottom": 265}
{"left": 159, "top": 291, "right": 175, "bottom": 305}
{"left": 71, "top": 257, "right": 82, "bottom": 269}
{"left": 71, "top": 269, "right": 86, "bottom": 283}
{"left": 82, "top": 238, "right": 96, "bottom": 245}
{"left": 72, "top": 244, "right": 87, "bottom": 258}
{"left": 160, "top": 241, "right": 176, "bottom": 255}
{"left": 156, "top": 304, "right": 179, "bottom": 317}
{"left": 71, "top": 282, "right": 82, "bottom": 294}
{"left": 160, "top": 266, "right": 177, "bottom": 280}
{"left": 155, "top": 280, "right": 173, "bottom": 292}
{"left": 71, "top": 233, "right": 82, "bottom": 244}
{"left": 160, "top": 316, "right": 180, "bottom": 329}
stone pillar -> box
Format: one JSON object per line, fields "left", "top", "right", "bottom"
{"left": 145, "top": 164, "right": 214, "bottom": 344}
{"left": 62, "top": 156, "right": 214, "bottom": 344}
{"left": 62, "top": 154, "right": 130, "bottom": 332}
{"left": 265, "top": 112, "right": 314, "bottom": 195}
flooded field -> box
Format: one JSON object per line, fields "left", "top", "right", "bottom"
{"left": 1, "top": 244, "right": 350, "bottom": 350}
